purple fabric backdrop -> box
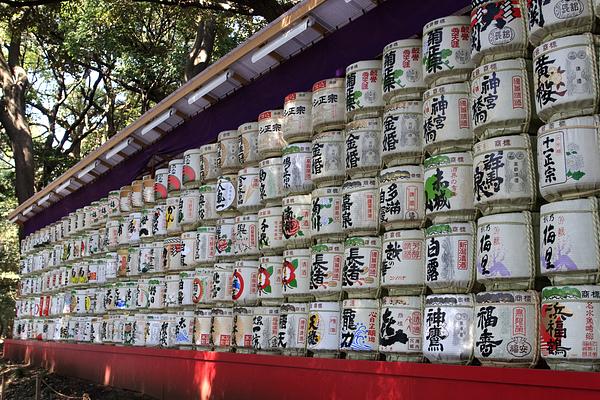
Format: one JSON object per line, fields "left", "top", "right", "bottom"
{"left": 24, "top": 0, "right": 468, "bottom": 235}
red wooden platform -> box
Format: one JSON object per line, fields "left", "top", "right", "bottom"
{"left": 3, "top": 339, "right": 600, "bottom": 400}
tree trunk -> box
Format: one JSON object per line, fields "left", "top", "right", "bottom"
{"left": 185, "top": 15, "right": 217, "bottom": 81}
{"left": 0, "top": 22, "right": 35, "bottom": 205}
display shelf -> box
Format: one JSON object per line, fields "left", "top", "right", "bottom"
{"left": 4, "top": 339, "right": 600, "bottom": 400}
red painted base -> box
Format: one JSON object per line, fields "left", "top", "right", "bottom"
{"left": 3, "top": 339, "right": 600, "bottom": 400}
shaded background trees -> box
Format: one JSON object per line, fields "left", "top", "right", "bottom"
{"left": 0, "top": 0, "right": 297, "bottom": 337}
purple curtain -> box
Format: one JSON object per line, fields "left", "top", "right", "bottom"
{"left": 24, "top": 0, "right": 468, "bottom": 235}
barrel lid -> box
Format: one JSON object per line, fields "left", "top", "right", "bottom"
{"left": 539, "top": 115, "right": 600, "bottom": 135}
{"left": 284, "top": 92, "right": 311, "bottom": 103}
{"left": 238, "top": 167, "right": 260, "bottom": 175}
{"left": 542, "top": 285, "right": 600, "bottom": 301}
{"left": 260, "top": 255, "right": 284, "bottom": 263}
{"left": 425, "top": 293, "right": 474, "bottom": 306}
{"left": 476, "top": 290, "right": 538, "bottom": 304}
{"left": 384, "top": 100, "right": 422, "bottom": 114}
{"left": 309, "top": 301, "right": 340, "bottom": 311}
{"left": 342, "top": 298, "right": 379, "bottom": 308}
{"left": 168, "top": 158, "right": 183, "bottom": 165}
{"left": 282, "top": 194, "right": 311, "bottom": 205}
{"left": 238, "top": 121, "right": 259, "bottom": 132}
{"left": 426, "top": 222, "right": 475, "bottom": 236}
{"left": 424, "top": 152, "right": 473, "bottom": 169}
{"left": 281, "top": 302, "right": 308, "bottom": 313}
{"left": 383, "top": 38, "right": 422, "bottom": 53}
{"left": 183, "top": 148, "right": 202, "bottom": 156}
{"left": 217, "top": 217, "right": 236, "bottom": 224}
{"left": 218, "top": 130, "right": 240, "bottom": 140}
{"left": 472, "top": 58, "right": 526, "bottom": 79}
{"left": 346, "top": 117, "right": 381, "bottom": 132}
{"left": 345, "top": 236, "right": 381, "bottom": 247}
{"left": 313, "top": 130, "right": 344, "bottom": 141}
{"left": 259, "top": 157, "right": 282, "bottom": 167}
{"left": 312, "top": 186, "right": 342, "bottom": 196}
{"left": 311, "top": 243, "right": 343, "bottom": 253}
{"left": 424, "top": 82, "right": 469, "bottom": 99}
{"left": 258, "top": 206, "right": 283, "bottom": 216}
{"left": 196, "top": 226, "right": 216, "bottom": 233}
{"left": 533, "top": 33, "right": 594, "bottom": 58}
{"left": 235, "top": 214, "right": 258, "bottom": 223}
{"left": 382, "top": 296, "right": 422, "bottom": 308}
{"left": 478, "top": 211, "right": 530, "bottom": 225}
{"left": 473, "top": 133, "right": 531, "bottom": 154}
{"left": 234, "top": 259, "right": 259, "bottom": 267}
{"left": 283, "top": 248, "right": 311, "bottom": 257}
{"left": 342, "top": 178, "right": 378, "bottom": 191}
{"left": 540, "top": 197, "right": 597, "bottom": 214}
{"left": 346, "top": 59, "right": 382, "bottom": 73}
{"left": 383, "top": 229, "right": 424, "bottom": 241}
{"left": 423, "top": 15, "right": 470, "bottom": 33}
{"left": 380, "top": 165, "right": 423, "bottom": 181}
{"left": 283, "top": 142, "right": 312, "bottom": 154}
{"left": 258, "top": 109, "right": 283, "bottom": 121}
{"left": 155, "top": 168, "right": 169, "bottom": 175}
{"left": 312, "top": 77, "right": 345, "bottom": 92}
{"left": 199, "top": 143, "right": 219, "bottom": 153}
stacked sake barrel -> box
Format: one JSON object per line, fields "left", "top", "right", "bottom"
{"left": 526, "top": 0, "right": 600, "bottom": 372}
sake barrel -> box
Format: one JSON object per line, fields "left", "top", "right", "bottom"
{"left": 278, "top": 303, "right": 308, "bottom": 356}
{"left": 139, "top": 208, "right": 153, "bottom": 242}
{"left": 538, "top": 115, "right": 600, "bottom": 201}
{"left": 198, "top": 184, "right": 218, "bottom": 223}
{"left": 423, "top": 82, "right": 473, "bottom": 155}
{"left": 122, "top": 316, "right": 136, "bottom": 346}
{"left": 382, "top": 230, "right": 426, "bottom": 296}
{"left": 181, "top": 231, "right": 198, "bottom": 269}
{"left": 382, "top": 39, "right": 427, "bottom": 103}
{"left": 165, "top": 196, "right": 182, "bottom": 234}
{"left": 211, "top": 263, "right": 234, "bottom": 305}
{"left": 423, "top": 294, "right": 475, "bottom": 364}
{"left": 76, "top": 208, "right": 86, "bottom": 233}
{"left": 476, "top": 212, "right": 537, "bottom": 290}
{"left": 164, "top": 274, "right": 180, "bottom": 309}
{"left": 183, "top": 148, "right": 202, "bottom": 189}
{"left": 470, "top": 0, "right": 528, "bottom": 65}
{"left": 311, "top": 187, "right": 344, "bottom": 243}
{"left": 163, "top": 236, "right": 183, "bottom": 271}
{"left": 473, "top": 134, "right": 537, "bottom": 214}
{"left": 154, "top": 168, "right": 169, "bottom": 203}
{"left": 345, "top": 118, "right": 381, "bottom": 178}
{"left": 283, "top": 92, "right": 312, "bottom": 143}
{"left": 237, "top": 167, "right": 261, "bottom": 213}
{"left": 174, "top": 310, "right": 194, "bottom": 349}
{"left": 252, "top": 306, "right": 280, "bottom": 353}
{"left": 258, "top": 109, "right": 286, "bottom": 159}
{"left": 541, "top": 285, "right": 600, "bottom": 371}
{"left": 215, "top": 175, "right": 238, "bottom": 216}
{"left": 136, "top": 279, "right": 150, "bottom": 309}
{"left": 192, "top": 267, "right": 213, "bottom": 308}
{"left": 87, "top": 230, "right": 100, "bottom": 256}
{"left": 533, "top": 34, "right": 600, "bottom": 122}
{"left": 471, "top": 59, "right": 535, "bottom": 140}
{"left": 311, "top": 78, "right": 346, "bottom": 133}
{"left": 139, "top": 242, "right": 157, "bottom": 275}
{"left": 127, "top": 246, "right": 141, "bottom": 277}
{"left": 217, "top": 130, "right": 242, "bottom": 174}
{"left": 167, "top": 159, "right": 184, "bottom": 194}
{"left": 528, "top": 0, "right": 596, "bottom": 46}
{"left": 158, "top": 314, "right": 175, "bottom": 348}
{"left": 259, "top": 157, "right": 284, "bottom": 206}
{"left": 145, "top": 314, "right": 162, "bottom": 347}
{"left": 381, "top": 101, "right": 423, "bottom": 166}
{"left": 193, "top": 309, "right": 213, "bottom": 350}
{"left": 310, "top": 243, "right": 343, "bottom": 301}
{"left": 540, "top": 198, "right": 600, "bottom": 285}
{"left": 180, "top": 189, "right": 200, "bottom": 230}
{"left": 232, "top": 260, "right": 258, "bottom": 306}
{"left": 282, "top": 248, "right": 312, "bottom": 301}
{"left": 238, "top": 122, "right": 260, "bottom": 167}
{"left": 258, "top": 256, "right": 284, "bottom": 305}
{"left": 151, "top": 241, "right": 165, "bottom": 274}
{"left": 340, "top": 299, "right": 380, "bottom": 359}
{"left": 233, "top": 306, "right": 254, "bottom": 353}
{"left": 199, "top": 143, "right": 221, "bottom": 183}
{"left": 422, "top": 16, "right": 474, "bottom": 86}
{"left": 131, "top": 181, "right": 144, "bottom": 210}
{"left": 379, "top": 296, "right": 424, "bottom": 362}
{"left": 475, "top": 290, "right": 539, "bottom": 367}
{"left": 151, "top": 203, "right": 167, "bottom": 237}
{"left": 215, "top": 218, "right": 235, "bottom": 260}
{"left": 195, "top": 227, "right": 216, "bottom": 266}
{"left": 342, "top": 237, "right": 381, "bottom": 299}
{"left": 83, "top": 205, "right": 94, "bottom": 230}
{"left": 258, "top": 207, "right": 284, "bottom": 255}
{"left": 126, "top": 212, "right": 141, "bottom": 244}
{"left": 379, "top": 165, "right": 425, "bottom": 230}
{"left": 342, "top": 178, "right": 379, "bottom": 237}
{"left": 345, "top": 60, "right": 383, "bottom": 121}
{"left": 234, "top": 214, "right": 259, "bottom": 257}
{"left": 282, "top": 142, "right": 313, "bottom": 195}
{"left": 105, "top": 253, "right": 118, "bottom": 281}
{"left": 282, "top": 195, "right": 312, "bottom": 249}
{"left": 116, "top": 248, "right": 128, "bottom": 277}
{"left": 211, "top": 307, "right": 233, "bottom": 351}
{"left": 311, "top": 130, "right": 345, "bottom": 187}
{"left": 425, "top": 223, "right": 477, "bottom": 293}
{"left": 142, "top": 175, "right": 155, "bottom": 205}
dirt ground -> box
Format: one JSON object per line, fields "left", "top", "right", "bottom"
{"left": 0, "top": 358, "right": 155, "bottom": 400}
